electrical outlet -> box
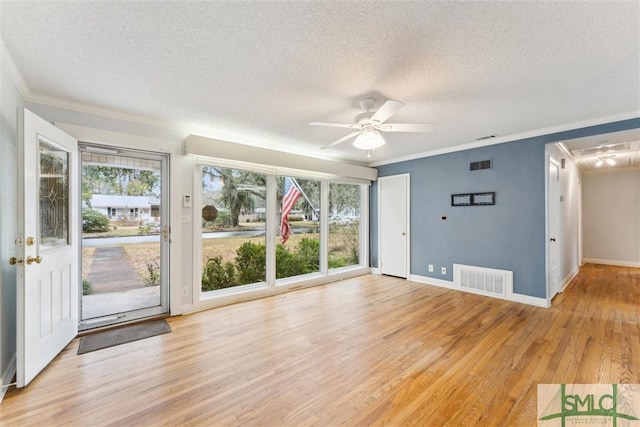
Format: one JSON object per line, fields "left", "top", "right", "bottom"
{"left": 181, "top": 288, "right": 188, "bottom": 297}
{"left": 441, "top": 267, "right": 447, "bottom": 275}
{"left": 428, "top": 264, "right": 434, "bottom": 272}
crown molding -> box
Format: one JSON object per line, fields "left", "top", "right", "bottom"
{"left": 1, "top": 39, "right": 30, "bottom": 99}
{"left": 369, "top": 110, "right": 640, "bottom": 167}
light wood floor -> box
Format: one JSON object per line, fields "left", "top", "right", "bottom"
{"left": 1, "top": 264, "right": 638, "bottom": 426}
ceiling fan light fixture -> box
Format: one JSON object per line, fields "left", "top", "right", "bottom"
{"left": 353, "top": 128, "right": 385, "bottom": 150}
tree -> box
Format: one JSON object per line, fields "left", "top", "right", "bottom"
{"left": 82, "top": 165, "right": 160, "bottom": 201}
{"left": 202, "top": 167, "right": 266, "bottom": 228}
{"left": 292, "top": 178, "right": 320, "bottom": 220}
{"left": 329, "top": 183, "right": 361, "bottom": 218}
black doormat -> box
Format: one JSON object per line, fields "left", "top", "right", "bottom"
{"left": 78, "top": 319, "right": 171, "bottom": 354}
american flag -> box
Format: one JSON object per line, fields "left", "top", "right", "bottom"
{"left": 280, "top": 177, "right": 301, "bottom": 243}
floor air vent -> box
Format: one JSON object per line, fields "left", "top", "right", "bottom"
{"left": 453, "top": 264, "right": 512, "bottom": 297}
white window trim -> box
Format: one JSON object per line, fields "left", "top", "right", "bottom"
{"left": 191, "top": 160, "right": 370, "bottom": 312}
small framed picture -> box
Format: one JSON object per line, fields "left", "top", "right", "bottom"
{"left": 451, "top": 193, "right": 472, "bottom": 206}
{"left": 451, "top": 192, "right": 495, "bottom": 206}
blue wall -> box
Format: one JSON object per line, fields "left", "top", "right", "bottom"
{"left": 371, "top": 118, "right": 640, "bottom": 299}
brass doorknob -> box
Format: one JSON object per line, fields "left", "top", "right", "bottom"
{"left": 9, "top": 257, "right": 23, "bottom": 265}
{"left": 26, "top": 255, "right": 42, "bottom": 265}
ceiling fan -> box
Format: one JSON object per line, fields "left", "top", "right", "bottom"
{"left": 310, "top": 98, "right": 436, "bottom": 151}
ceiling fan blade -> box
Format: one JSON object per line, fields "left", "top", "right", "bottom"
{"left": 310, "top": 121, "right": 358, "bottom": 129}
{"left": 321, "top": 131, "right": 361, "bottom": 149}
{"left": 379, "top": 123, "right": 437, "bottom": 133}
{"left": 370, "top": 100, "right": 404, "bottom": 124}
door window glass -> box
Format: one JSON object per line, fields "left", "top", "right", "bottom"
{"left": 39, "top": 140, "right": 69, "bottom": 249}
{"left": 80, "top": 149, "right": 166, "bottom": 326}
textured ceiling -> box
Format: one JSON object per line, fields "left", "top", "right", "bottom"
{"left": 1, "top": 1, "right": 639, "bottom": 166}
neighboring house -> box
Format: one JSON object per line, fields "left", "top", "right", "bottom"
{"left": 240, "top": 207, "right": 264, "bottom": 222}
{"left": 90, "top": 194, "right": 160, "bottom": 222}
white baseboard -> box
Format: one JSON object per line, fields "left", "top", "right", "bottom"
{"left": 409, "top": 274, "right": 453, "bottom": 288}
{"left": 409, "top": 274, "right": 550, "bottom": 308}
{"left": 1, "top": 354, "right": 16, "bottom": 403}
{"left": 560, "top": 266, "right": 580, "bottom": 292}
{"left": 370, "top": 267, "right": 380, "bottom": 275}
{"left": 509, "top": 292, "right": 550, "bottom": 308}
{"left": 583, "top": 258, "right": 640, "bottom": 268}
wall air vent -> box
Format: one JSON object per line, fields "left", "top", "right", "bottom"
{"left": 469, "top": 159, "right": 492, "bottom": 171}
{"left": 454, "top": 264, "right": 512, "bottom": 298}
{"left": 475, "top": 135, "right": 497, "bottom": 141}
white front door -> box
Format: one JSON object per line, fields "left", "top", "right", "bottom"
{"left": 379, "top": 174, "right": 410, "bottom": 278}
{"left": 16, "top": 108, "right": 79, "bottom": 387}
{"left": 548, "top": 160, "right": 561, "bottom": 298}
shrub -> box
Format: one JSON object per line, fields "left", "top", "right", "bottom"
{"left": 328, "top": 258, "right": 348, "bottom": 269}
{"left": 138, "top": 224, "right": 152, "bottom": 235}
{"left": 142, "top": 260, "right": 160, "bottom": 286}
{"left": 275, "top": 243, "right": 300, "bottom": 278}
{"left": 82, "top": 279, "right": 93, "bottom": 295}
{"left": 202, "top": 256, "right": 237, "bottom": 291}
{"left": 329, "top": 218, "right": 360, "bottom": 266}
{"left": 235, "top": 242, "right": 266, "bottom": 284}
{"left": 295, "top": 238, "right": 319, "bottom": 273}
{"left": 201, "top": 237, "right": 322, "bottom": 290}
{"left": 214, "top": 211, "right": 233, "bottom": 228}
{"left": 82, "top": 209, "right": 110, "bottom": 233}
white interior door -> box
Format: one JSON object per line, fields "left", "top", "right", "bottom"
{"left": 379, "top": 174, "right": 409, "bottom": 278}
{"left": 16, "top": 108, "right": 79, "bottom": 387}
{"left": 548, "top": 161, "right": 560, "bottom": 298}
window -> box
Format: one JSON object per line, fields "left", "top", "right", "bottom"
{"left": 275, "top": 176, "right": 321, "bottom": 280}
{"left": 200, "top": 166, "right": 267, "bottom": 292}
{"left": 196, "top": 161, "right": 368, "bottom": 299}
{"left": 329, "top": 183, "right": 361, "bottom": 268}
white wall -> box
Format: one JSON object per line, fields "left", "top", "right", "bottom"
{"left": 0, "top": 58, "right": 23, "bottom": 398}
{"left": 48, "top": 119, "right": 193, "bottom": 313}
{"left": 583, "top": 169, "right": 640, "bottom": 267}
{"left": 32, "top": 103, "right": 374, "bottom": 316}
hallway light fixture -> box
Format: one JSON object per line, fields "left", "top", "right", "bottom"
{"left": 595, "top": 155, "right": 616, "bottom": 167}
